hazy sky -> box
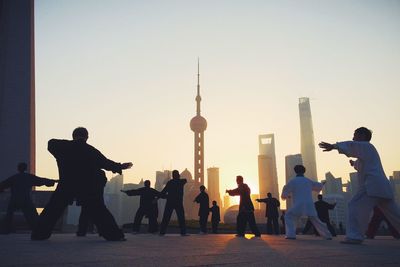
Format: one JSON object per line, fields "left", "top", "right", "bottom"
{"left": 35, "top": 0, "right": 400, "bottom": 202}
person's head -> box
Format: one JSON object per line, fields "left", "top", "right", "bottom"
{"left": 17, "top": 162, "right": 27, "bottom": 173}
{"left": 353, "top": 127, "right": 372, "bottom": 142}
{"left": 172, "top": 170, "right": 180, "bottom": 179}
{"left": 236, "top": 175, "right": 244, "bottom": 185}
{"left": 72, "top": 127, "right": 89, "bottom": 141}
{"left": 318, "top": 194, "right": 323, "bottom": 200}
{"left": 144, "top": 180, "right": 151, "bottom": 188}
{"left": 200, "top": 185, "right": 206, "bottom": 192}
{"left": 267, "top": 192, "right": 272, "bottom": 198}
{"left": 212, "top": 200, "right": 217, "bottom": 206}
{"left": 294, "top": 165, "right": 306, "bottom": 175}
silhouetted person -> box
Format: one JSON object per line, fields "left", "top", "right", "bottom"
{"left": 159, "top": 170, "right": 187, "bottom": 236}
{"left": 194, "top": 185, "right": 209, "bottom": 234}
{"left": 366, "top": 206, "right": 400, "bottom": 239}
{"left": 226, "top": 176, "right": 261, "bottom": 237}
{"left": 302, "top": 195, "right": 337, "bottom": 236}
{"left": 0, "top": 162, "right": 56, "bottom": 234}
{"left": 281, "top": 165, "right": 332, "bottom": 240}
{"left": 256, "top": 192, "right": 280, "bottom": 235}
{"left": 31, "top": 127, "right": 132, "bottom": 241}
{"left": 121, "top": 180, "right": 160, "bottom": 234}
{"left": 210, "top": 201, "right": 220, "bottom": 234}
{"left": 76, "top": 203, "right": 95, "bottom": 236}
{"left": 320, "top": 127, "right": 400, "bottom": 244}
{"left": 280, "top": 211, "right": 286, "bottom": 234}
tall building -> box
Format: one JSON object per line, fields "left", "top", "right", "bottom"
{"left": 285, "top": 154, "right": 303, "bottom": 210}
{"left": 299, "top": 97, "right": 318, "bottom": 181}
{"left": 190, "top": 60, "right": 207, "bottom": 185}
{"left": 104, "top": 175, "right": 124, "bottom": 225}
{"left": 322, "top": 172, "right": 343, "bottom": 195}
{"left": 0, "top": 0, "right": 35, "bottom": 181}
{"left": 258, "top": 134, "right": 279, "bottom": 199}
{"left": 207, "top": 167, "right": 221, "bottom": 205}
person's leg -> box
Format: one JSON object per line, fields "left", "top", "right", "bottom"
{"left": 302, "top": 219, "right": 313, "bottom": 234}
{"left": 200, "top": 214, "right": 208, "bottom": 233}
{"left": 175, "top": 204, "right": 187, "bottom": 235}
{"left": 247, "top": 212, "right": 261, "bottom": 236}
{"left": 77, "top": 205, "right": 90, "bottom": 236}
{"left": 309, "top": 217, "right": 332, "bottom": 239}
{"left": 4, "top": 202, "right": 16, "bottom": 233}
{"left": 31, "top": 190, "right": 70, "bottom": 240}
{"left": 132, "top": 207, "right": 145, "bottom": 233}
{"left": 365, "top": 209, "right": 383, "bottom": 238}
{"left": 266, "top": 217, "right": 273, "bottom": 234}
{"left": 284, "top": 211, "right": 297, "bottom": 239}
{"left": 325, "top": 221, "right": 336, "bottom": 237}
{"left": 346, "top": 192, "right": 377, "bottom": 241}
{"left": 148, "top": 211, "right": 158, "bottom": 233}
{"left": 22, "top": 201, "right": 39, "bottom": 230}
{"left": 377, "top": 199, "right": 400, "bottom": 237}
{"left": 236, "top": 212, "right": 246, "bottom": 236}
{"left": 212, "top": 220, "right": 218, "bottom": 233}
{"left": 159, "top": 204, "right": 173, "bottom": 235}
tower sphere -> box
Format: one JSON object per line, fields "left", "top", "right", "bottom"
{"left": 190, "top": 115, "right": 207, "bottom": 132}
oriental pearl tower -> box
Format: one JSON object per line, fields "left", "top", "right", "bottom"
{"left": 190, "top": 59, "right": 207, "bottom": 185}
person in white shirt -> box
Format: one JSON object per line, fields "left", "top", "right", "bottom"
{"left": 281, "top": 165, "right": 332, "bottom": 240}
{"left": 319, "top": 127, "right": 400, "bottom": 244}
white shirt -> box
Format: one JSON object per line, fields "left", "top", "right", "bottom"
{"left": 336, "top": 141, "right": 393, "bottom": 199}
{"left": 281, "top": 175, "right": 323, "bottom": 216}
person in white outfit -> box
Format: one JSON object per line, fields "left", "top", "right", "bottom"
{"left": 319, "top": 127, "right": 400, "bottom": 244}
{"left": 281, "top": 165, "right": 332, "bottom": 240}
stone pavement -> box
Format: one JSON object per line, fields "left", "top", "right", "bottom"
{"left": 0, "top": 234, "right": 399, "bottom": 266}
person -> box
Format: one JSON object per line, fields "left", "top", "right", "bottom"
{"left": 159, "top": 170, "right": 187, "bottom": 236}
{"left": 339, "top": 222, "right": 344, "bottom": 235}
{"left": 281, "top": 165, "right": 332, "bottom": 240}
{"left": 31, "top": 127, "right": 132, "bottom": 241}
{"left": 226, "top": 176, "right": 261, "bottom": 237}
{"left": 76, "top": 203, "right": 95, "bottom": 236}
{"left": 209, "top": 201, "right": 221, "bottom": 234}
{"left": 256, "top": 192, "right": 280, "bottom": 235}
{"left": 319, "top": 127, "right": 400, "bottom": 244}
{"left": 365, "top": 206, "right": 400, "bottom": 239}
{"left": 302, "top": 195, "right": 337, "bottom": 236}
{"left": 194, "top": 185, "right": 209, "bottom": 234}
{"left": 121, "top": 180, "right": 160, "bottom": 234}
{"left": 280, "top": 211, "right": 286, "bottom": 234}
{"left": 0, "top": 162, "right": 57, "bottom": 234}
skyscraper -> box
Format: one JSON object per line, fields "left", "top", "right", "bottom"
{"left": 207, "top": 167, "right": 221, "bottom": 205}
{"left": 258, "top": 134, "right": 279, "bottom": 200}
{"left": 190, "top": 60, "right": 207, "bottom": 185}
{"left": 299, "top": 97, "right": 318, "bottom": 181}
{"left": 285, "top": 154, "right": 303, "bottom": 210}
{"left": 0, "top": 0, "right": 35, "bottom": 180}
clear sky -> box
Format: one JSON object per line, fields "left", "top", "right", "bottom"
{"left": 35, "top": 0, "right": 400, "bottom": 203}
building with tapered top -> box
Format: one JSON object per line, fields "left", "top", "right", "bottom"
{"left": 258, "top": 134, "right": 279, "bottom": 200}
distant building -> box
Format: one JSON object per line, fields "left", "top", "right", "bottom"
{"left": 258, "top": 134, "right": 279, "bottom": 200}
{"left": 207, "top": 167, "right": 221, "bottom": 205}
{"left": 322, "top": 172, "right": 343, "bottom": 195}
{"left": 181, "top": 168, "right": 199, "bottom": 220}
{"left": 104, "top": 175, "right": 125, "bottom": 225}
{"left": 299, "top": 97, "right": 318, "bottom": 182}
{"left": 285, "top": 154, "right": 303, "bottom": 210}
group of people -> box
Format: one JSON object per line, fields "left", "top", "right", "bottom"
{"left": 1, "top": 126, "right": 400, "bottom": 245}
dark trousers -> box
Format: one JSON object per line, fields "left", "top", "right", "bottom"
{"left": 266, "top": 217, "right": 280, "bottom": 235}
{"left": 303, "top": 218, "right": 336, "bottom": 236}
{"left": 366, "top": 210, "right": 400, "bottom": 239}
{"left": 31, "top": 189, "right": 124, "bottom": 241}
{"left": 237, "top": 211, "right": 260, "bottom": 236}
{"left": 159, "top": 202, "right": 186, "bottom": 235}
{"left": 4, "top": 201, "right": 38, "bottom": 232}
{"left": 211, "top": 220, "right": 219, "bottom": 234}
{"left": 77, "top": 205, "right": 94, "bottom": 235}
{"left": 132, "top": 207, "right": 158, "bottom": 233}
{"left": 302, "top": 219, "right": 315, "bottom": 234}
{"left": 199, "top": 214, "right": 208, "bottom": 233}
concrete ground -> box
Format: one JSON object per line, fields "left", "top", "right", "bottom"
{"left": 0, "top": 234, "right": 399, "bottom": 266}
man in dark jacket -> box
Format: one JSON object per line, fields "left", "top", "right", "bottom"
{"left": 159, "top": 170, "right": 187, "bottom": 236}
{"left": 121, "top": 180, "right": 160, "bottom": 233}
{"left": 256, "top": 192, "right": 280, "bottom": 235}
{"left": 0, "top": 162, "right": 56, "bottom": 233}
{"left": 31, "top": 127, "right": 132, "bottom": 241}
{"left": 314, "top": 194, "right": 337, "bottom": 236}
{"left": 226, "top": 176, "right": 261, "bottom": 237}
{"left": 210, "top": 200, "right": 221, "bottom": 234}
{"left": 194, "top": 185, "right": 209, "bottom": 234}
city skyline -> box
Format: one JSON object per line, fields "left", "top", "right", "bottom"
{"left": 33, "top": 1, "right": 400, "bottom": 200}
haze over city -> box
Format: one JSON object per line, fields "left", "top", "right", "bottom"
{"left": 34, "top": 0, "right": 400, "bottom": 200}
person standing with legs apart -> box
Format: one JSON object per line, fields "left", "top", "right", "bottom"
{"left": 226, "top": 176, "right": 261, "bottom": 237}
{"left": 194, "top": 185, "right": 209, "bottom": 234}
{"left": 210, "top": 201, "right": 221, "bottom": 234}
{"left": 281, "top": 165, "right": 332, "bottom": 240}
{"left": 256, "top": 192, "right": 280, "bottom": 235}
{"left": 159, "top": 170, "right": 188, "bottom": 236}
{"left": 319, "top": 127, "right": 400, "bottom": 244}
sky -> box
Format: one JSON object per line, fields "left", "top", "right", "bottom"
{"left": 35, "top": 0, "right": 400, "bottom": 204}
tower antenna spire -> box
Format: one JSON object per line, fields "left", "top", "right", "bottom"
{"left": 196, "top": 57, "right": 201, "bottom": 115}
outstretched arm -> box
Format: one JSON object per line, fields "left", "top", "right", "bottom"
{"left": 121, "top": 188, "right": 142, "bottom": 196}
{"left": 256, "top": 198, "right": 267, "bottom": 203}
{"left": 318, "top": 142, "right": 337, "bottom": 152}
{"left": 226, "top": 188, "right": 240, "bottom": 196}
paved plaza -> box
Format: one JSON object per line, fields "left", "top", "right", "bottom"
{"left": 0, "top": 234, "right": 399, "bottom": 266}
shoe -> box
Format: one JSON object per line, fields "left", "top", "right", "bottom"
{"left": 340, "top": 238, "right": 362, "bottom": 245}
{"left": 285, "top": 237, "right": 296, "bottom": 240}
{"left": 235, "top": 234, "right": 245, "bottom": 238}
